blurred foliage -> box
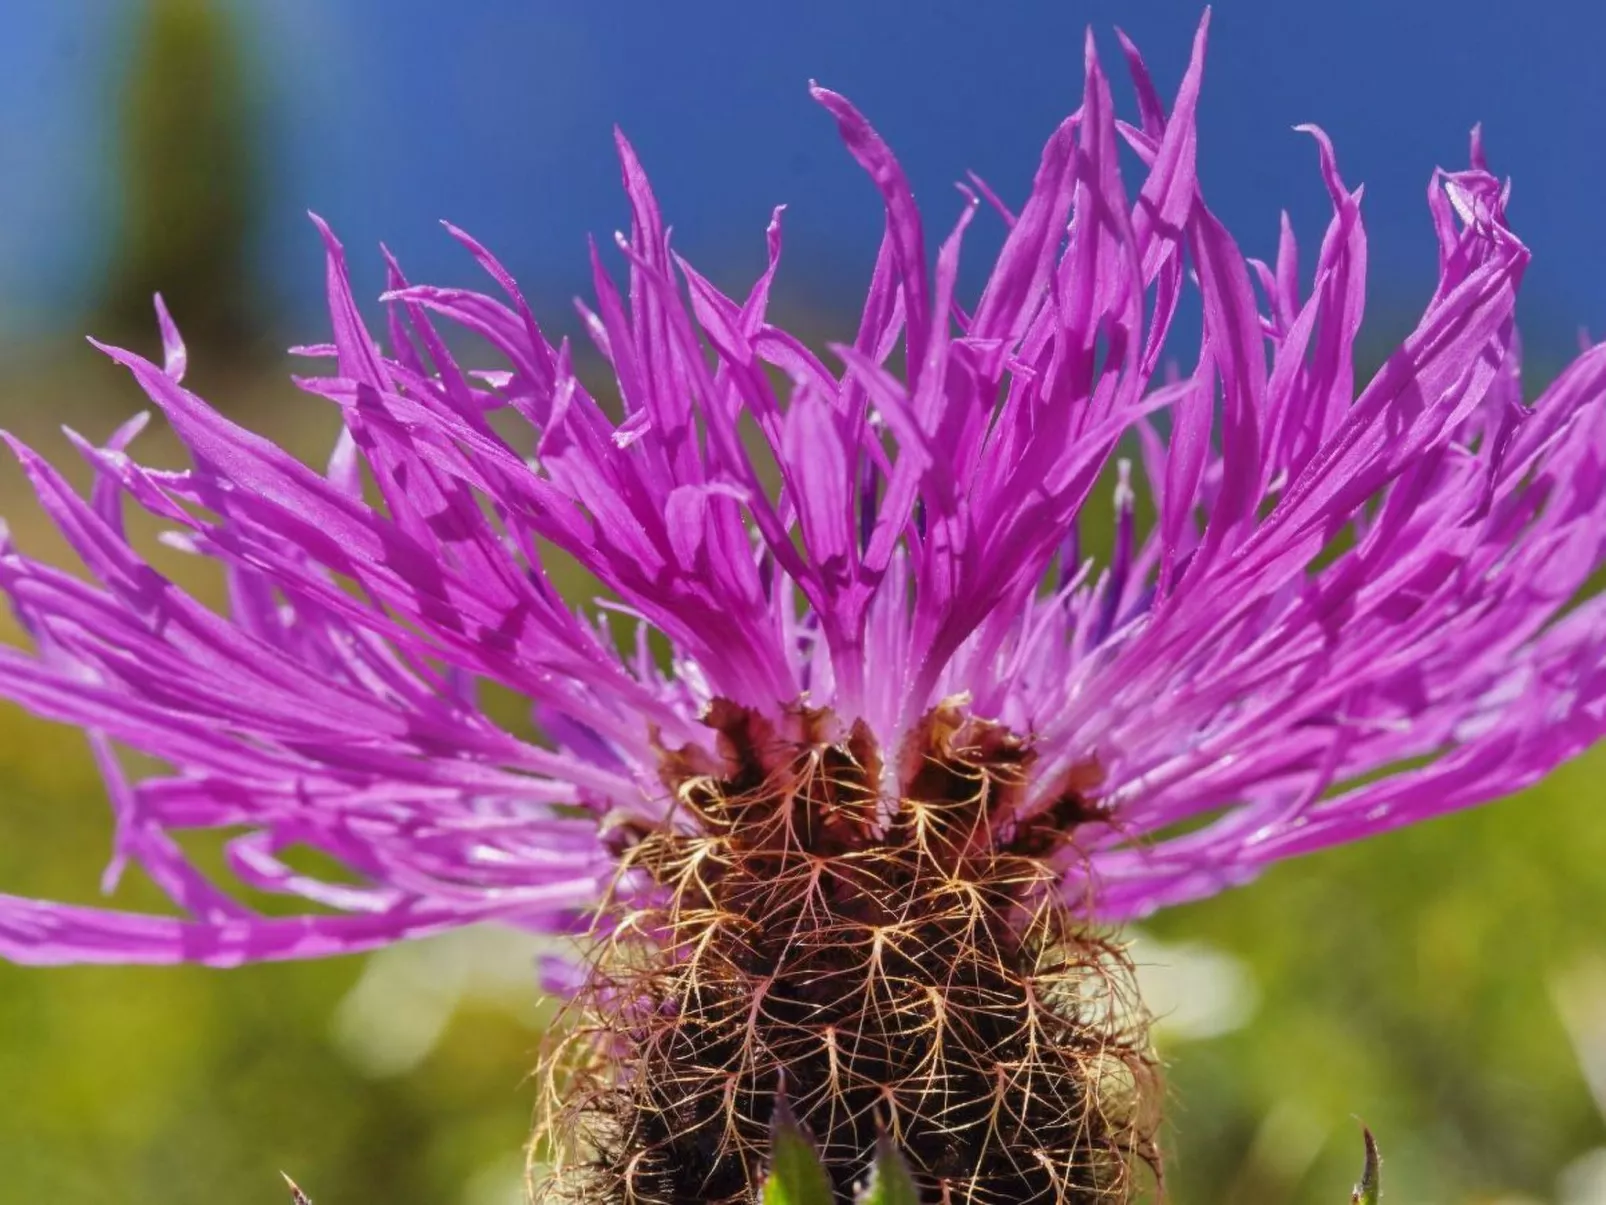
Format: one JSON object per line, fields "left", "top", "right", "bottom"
{"left": 97, "top": 0, "right": 260, "bottom": 359}
{"left": 1147, "top": 746, "right": 1606, "bottom": 1205}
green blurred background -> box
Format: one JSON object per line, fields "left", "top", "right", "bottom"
{"left": 3, "top": 2, "right": 1606, "bottom": 1203}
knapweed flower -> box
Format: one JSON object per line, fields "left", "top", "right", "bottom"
{"left": 4, "top": 14, "right": 1606, "bottom": 1203}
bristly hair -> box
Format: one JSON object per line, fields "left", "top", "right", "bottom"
{"left": 534, "top": 701, "right": 1159, "bottom": 1203}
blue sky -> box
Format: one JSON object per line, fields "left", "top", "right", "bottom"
{"left": 2, "top": 0, "right": 1604, "bottom": 366}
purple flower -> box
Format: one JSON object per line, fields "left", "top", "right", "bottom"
{"left": 0, "top": 17, "right": 1601, "bottom": 980}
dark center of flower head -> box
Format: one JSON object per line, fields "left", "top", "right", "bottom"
{"left": 536, "top": 700, "right": 1159, "bottom": 1204}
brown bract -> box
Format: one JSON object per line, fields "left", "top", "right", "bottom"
{"left": 535, "top": 700, "right": 1158, "bottom": 1204}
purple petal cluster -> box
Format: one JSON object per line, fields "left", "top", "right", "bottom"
{"left": 3, "top": 18, "right": 1604, "bottom": 968}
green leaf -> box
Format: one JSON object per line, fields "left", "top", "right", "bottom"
{"left": 1349, "top": 1128, "right": 1381, "bottom": 1205}
{"left": 762, "top": 1097, "right": 836, "bottom": 1205}
{"left": 855, "top": 1136, "right": 923, "bottom": 1205}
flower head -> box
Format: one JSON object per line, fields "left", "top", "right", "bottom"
{"left": 3, "top": 13, "right": 1605, "bottom": 1201}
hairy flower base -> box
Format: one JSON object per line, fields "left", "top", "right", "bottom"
{"left": 536, "top": 702, "right": 1158, "bottom": 1203}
